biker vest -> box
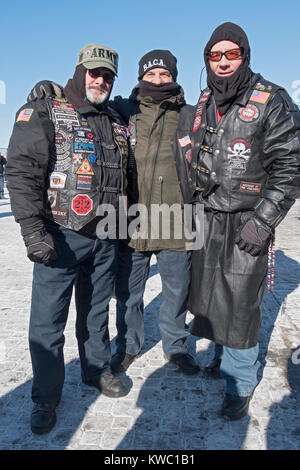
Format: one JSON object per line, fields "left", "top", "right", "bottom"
{"left": 44, "top": 97, "right": 128, "bottom": 231}
{"left": 189, "top": 75, "right": 283, "bottom": 212}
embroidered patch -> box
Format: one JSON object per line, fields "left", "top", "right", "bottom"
{"left": 178, "top": 135, "right": 191, "bottom": 147}
{"left": 185, "top": 149, "right": 192, "bottom": 162}
{"left": 16, "top": 108, "right": 34, "bottom": 122}
{"left": 193, "top": 116, "right": 202, "bottom": 132}
{"left": 74, "top": 141, "right": 95, "bottom": 153}
{"left": 76, "top": 175, "right": 92, "bottom": 190}
{"left": 249, "top": 90, "right": 270, "bottom": 104}
{"left": 49, "top": 171, "right": 67, "bottom": 189}
{"left": 55, "top": 131, "right": 72, "bottom": 154}
{"left": 46, "top": 190, "right": 68, "bottom": 220}
{"left": 72, "top": 194, "right": 93, "bottom": 215}
{"left": 228, "top": 139, "right": 251, "bottom": 172}
{"left": 73, "top": 154, "right": 84, "bottom": 164}
{"left": 193, "top": 89, "right": 212, "bottom": 132}
{"left": 52, "top": 106, "right": 79, "bottom": 127}
{"left": 238, "top": 104, "right": 259, "bottom": 122}
{"left": 47, "top": 189, "right": 59, "bottom": 208}
{"left": 88, "top": 154, "right": 96, "bottom": 163}
{"left": 76, "top": 158, "right": 94, "bottom": 175}
{"left": 240, "top": 182, "right": 261, "bottom": 193}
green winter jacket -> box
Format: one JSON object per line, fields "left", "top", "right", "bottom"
{"left": 113, "top": 86, "right": 194, "bottom": 251}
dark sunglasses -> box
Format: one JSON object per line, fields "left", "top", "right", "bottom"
{"left": 88, "top": 69, "right": 115, "bottom": 84}
{"left": 208, "top": 48, "right": 243, "bottom": 62}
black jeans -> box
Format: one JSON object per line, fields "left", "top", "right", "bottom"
{"left": 29, "top": 224, "right": 117, "bottom": 404}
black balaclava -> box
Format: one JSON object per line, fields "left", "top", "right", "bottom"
{"left": 204, "top": 22, "right": 252, "bottom": 114}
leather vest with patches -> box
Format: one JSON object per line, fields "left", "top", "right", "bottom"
{"left": 44, "top": 97, "right": 128, "bottom": 231}
{"left": 189, "top": 74, "right": 283, "bottom": 212}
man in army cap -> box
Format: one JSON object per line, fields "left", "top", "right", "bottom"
{"left": 6, "top": 43, "right": 129, "bottom": 434}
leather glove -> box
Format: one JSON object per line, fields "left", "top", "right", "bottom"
{"left": 235, "top": 213, "right": 273, "bottom": 256}
{"left": 23, "top": 228, "right": 59, "bottom": 264}
{"left": 27, "top": 80, "right": 64, "bottom": 102}
{"left": 20, "top": 217, "right": 59, "bottom": 265}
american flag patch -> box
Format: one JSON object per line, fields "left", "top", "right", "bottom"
{"left": 16, "top": 108, "right": 34, "bottom": 122}
{"left": 178, "top": 135, "right": 191, "bottom": 147}
{"left": 249, "top": 90, "right": 270, "bottom": 104}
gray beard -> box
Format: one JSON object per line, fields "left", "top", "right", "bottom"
{"left": 86, "top": 87, "right": 109, "bottom": 105}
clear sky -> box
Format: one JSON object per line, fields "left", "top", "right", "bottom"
{"left": 1, "top": 0, "right": 300, "bottom": 148}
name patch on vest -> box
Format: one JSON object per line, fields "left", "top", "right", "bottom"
{"left": 240, "top": 182, "right": 261, "bottom": 193}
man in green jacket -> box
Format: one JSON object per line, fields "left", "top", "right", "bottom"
{"left": 111, "top": 50, "right": 200, "bottom": 375}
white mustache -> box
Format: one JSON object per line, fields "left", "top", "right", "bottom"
{"left": 87, "top": 86, "right": 107, "bottom": 93}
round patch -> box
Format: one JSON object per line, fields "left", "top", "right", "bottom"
{"left": 239, "top": 104, "right": 259, "bottom": 122}
{"left": 185, "top": 149, "right": 192, "bottom": 162}
{"left": 88, "top": 154, "right": 96, "bottom": 163}
{"left": 72, "top": 194, "right": 93, "bottom": 216}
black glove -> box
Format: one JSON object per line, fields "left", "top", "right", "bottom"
{"left": 27, "top": 80, "right": 64, "bottom": 102}
{"left": 235, "top": 214, "right": 273, "bottom": 256}
{"left": 20, "top": 217, "right": 59, "bottom": 265}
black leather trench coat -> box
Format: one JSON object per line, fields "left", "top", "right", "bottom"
{"left": 173, "top": 74, "right": 300, "bottom": 348}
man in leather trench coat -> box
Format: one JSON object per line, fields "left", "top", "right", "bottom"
{"left": 173, "top": 22, "right": 300, "bottom": 420}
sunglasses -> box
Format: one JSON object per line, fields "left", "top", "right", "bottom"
{"left": 88, "top": 69, "right": 115, "bottom": 84}
{"left": 208, "top": 48, "right": 243, "bottom": 62}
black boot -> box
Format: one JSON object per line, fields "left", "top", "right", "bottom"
{"left": 84, "top": 373, "right": 128, "bottom": 397}
{"left": 167, "top": 353, "right": 200, "bottom": 375}
{"left": 30, "top": 402, "right": 59, "bottom": 434}
{"left": 221, "top": 393, "right": 253, "bottom": 420}
{"left": 204, "top": 358, "right": 221, "bottom": 378}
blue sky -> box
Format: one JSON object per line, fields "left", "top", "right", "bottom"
{"left": 1, "top": 0, "right": 300, "bottom": 148}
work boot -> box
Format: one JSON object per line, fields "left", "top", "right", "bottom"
{"left": 30, "top": 402, "right": 58, "bottom": 434}
{"left": 84, "top": 373, "right": 128, "bottom": 397}
{"left": 221, "top": 393, "right": 253, "bottom": 420}
{"left": 167, "top": 353, "right": 200, "bottom": 375}
{"left": 204, "top": 358, "right": 221, "bottom": 378}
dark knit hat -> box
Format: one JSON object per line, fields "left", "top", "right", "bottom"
{"left": 138, "top": 49, "right": 178, "bottom": 81}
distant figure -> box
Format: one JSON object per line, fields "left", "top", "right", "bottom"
{"left": 0, "top": 152, "right": 7, "bottom": 198}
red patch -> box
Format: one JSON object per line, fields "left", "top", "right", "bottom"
{"left": 72, "top": 194, "right": 93, "bottom": 215}
{"left": 239, "top": 182, "right": 261, "bottom": 193}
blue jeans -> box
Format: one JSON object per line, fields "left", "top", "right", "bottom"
{"left": 115, "top": 241, "right": 192, "bottom": 357}
{"left": 213, "top": 343, "right": 260, "bottom": 396}
{"left": 0, "top": 175, "right": 4, "bottom": 197}
{"left": 29, "top": 223, "right": 118, "bottom": 404}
